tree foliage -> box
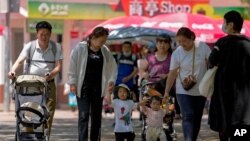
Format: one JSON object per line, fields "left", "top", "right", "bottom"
{"left": 241, "top": 0, "right": 250, "bottom": 4}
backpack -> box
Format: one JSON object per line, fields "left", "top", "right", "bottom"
{"left": 23, "top": 40, "right": 57, "bottom": 74}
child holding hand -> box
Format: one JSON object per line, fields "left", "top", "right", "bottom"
{"left": 107, "top": 84, "right": 136, "bottom": 141}
{"left": 140, "top": 96, "right": 168, "bottom": 141}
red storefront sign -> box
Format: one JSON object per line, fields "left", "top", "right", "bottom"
{"left": 0, "top": 25, "right": 4, "bottom": 35}
{"left": 70, "top": 31, "right": 79, "bottom": 38}
{"left": 114, "top": 0, "right": 209, "bottom": 17}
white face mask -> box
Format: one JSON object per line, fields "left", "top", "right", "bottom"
{"left": 123, "top": 51, "right": 131, "bottom": 57}
{"left": 222, "top": 23, "right": 227, "bottom": 33}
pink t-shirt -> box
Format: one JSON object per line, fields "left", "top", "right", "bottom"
{"left": 147, "top": 53, "right": 171, "bottom": 82}
{"left": 146, "top": 108, "right": 165, "bottom": 127}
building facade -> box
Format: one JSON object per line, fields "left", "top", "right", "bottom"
{"left": 0, "top": 0, "right": 249, "bottom": 109}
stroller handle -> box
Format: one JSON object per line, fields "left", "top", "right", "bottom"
{"left": 140, "top": 76, "right": 162, "bottom": 89}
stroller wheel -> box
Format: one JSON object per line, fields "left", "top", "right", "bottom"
{"left": 44, "top": 128, "right": 49, "bottom": 141}
{"left": 46, "top": 136, "right": 49, "bottom": 141}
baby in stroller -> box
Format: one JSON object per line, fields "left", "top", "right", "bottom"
{"left": 12, "top": 75, "right": 50, "bottom": 141}
{"left": 140, "top": 79, "right": 176, "bottom": 141}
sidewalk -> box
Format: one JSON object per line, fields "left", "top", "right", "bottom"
{"left": 0, "top": 103, "right": 220, "bottom": 141}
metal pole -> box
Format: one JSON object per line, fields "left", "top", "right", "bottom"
{"left": 3, "top": 2, "right": 10, "bottom": 112}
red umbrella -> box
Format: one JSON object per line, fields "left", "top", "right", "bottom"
{"left": 245, "top": 20, "right": 250, "bottom": 28}
{"left": 215, "top": 19, "right": 250, "bottom": 37}
{"left": 83, "top": 16, "right": 148, "bottom": 38}
{"left": 141, "top": 13, "right": 224, "bottom": 43}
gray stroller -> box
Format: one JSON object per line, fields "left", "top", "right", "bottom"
{"left": 12, "top": 75, "right": 50, "bottom": 141}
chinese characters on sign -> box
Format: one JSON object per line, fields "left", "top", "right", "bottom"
{"left": 145, "top": 0, "right": 159, "bottom": 16}
{"left": 51, "top": 4, "right": 68, "bottom": 16}
{"left": 127, "top": 0, "right": 209, "bottom": 16}
{"left": 130, "top": 0, "right": 143, "bottom": 16}
{"left": 38, "top": 2, "right": 68, "bottom": 16}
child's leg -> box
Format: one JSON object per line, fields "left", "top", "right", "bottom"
{"left": 159, "top": 129, "right": 167, "bottom": 141}
{"left": 126, "top": 132, "right": 135, "bottom": 141}
{"left": 146, "top": 127, "right": 158, "bottom": 141}
{"left": 115, "top": 132, "right": 125, "bottom": 141}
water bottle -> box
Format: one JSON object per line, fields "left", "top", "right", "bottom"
{"left": 68, "top": 92, "right": 77, "bottom": 107}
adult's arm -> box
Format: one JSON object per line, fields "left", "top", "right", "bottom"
{"left": 108, "top": 53, "right": 118, "bottom": 93}
{"left": 209, "top": 44, "right": 220, "bottom": 68}
{"left": 164, "top": 68, "right": 178, "bottom": 98}
{"left": 67, "top": 46, "right": 79, "bottom": 94}
{"left": 47, "top": 43, "right": 64, "bottom": 80}
{"left": 8, "top": 54, "right": 26, "bottom": 79}
{"left": 46, "top": 60, "right": 62, "bottom": 81}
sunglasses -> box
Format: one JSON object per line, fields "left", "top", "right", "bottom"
{"left": 156, "top": 38, "right": 170, "bottom": 43}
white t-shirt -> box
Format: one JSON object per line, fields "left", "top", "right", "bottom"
{"left": 21, "top": 40, "right": 63, "bottom": 76}
{"left": 112, "top": 99, "right": 136, "bottom": 133}
{"left": 170, "top": 41, "right": 211, "bottom": 96}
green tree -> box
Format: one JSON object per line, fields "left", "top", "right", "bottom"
{"left": 241, "top": 0, "right": 250, "bottom": 3}
{"left": 241, "top": 0, "right": 250, "bottom": 19}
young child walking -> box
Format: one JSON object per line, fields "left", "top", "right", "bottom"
{"left": 140, "top": 96, "right": 167, "bottom": 141}
{"left": 107, "top": 83, "right": 136, "bottom": 141}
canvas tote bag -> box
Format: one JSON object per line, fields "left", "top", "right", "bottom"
{"left": 199, "top": 66, "right": 218, "bottom": 97}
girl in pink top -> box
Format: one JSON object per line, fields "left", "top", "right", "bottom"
{"left": 140, "top": 96, "right": 167, "bottom": 141}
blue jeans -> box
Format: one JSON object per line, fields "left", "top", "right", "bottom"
{"left": 176, "top": 94, "right": 206, "bottom": 141}
{"left": 77, "top": 88, "right": 103, "bottom": 141}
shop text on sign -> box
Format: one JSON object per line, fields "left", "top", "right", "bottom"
{"left": 126, "top": 0, "right": 209, "bottom": 16}
{"left": 130, "top": 1, "right": 191, "bottom": 16}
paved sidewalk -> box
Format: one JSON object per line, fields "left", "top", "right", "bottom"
{"left": 0, "top": 108, "right": 219, "bottom": 141}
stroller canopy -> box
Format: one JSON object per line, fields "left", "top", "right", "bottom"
{"left": 15, "top": 75, "right": 47, "bottom": 87}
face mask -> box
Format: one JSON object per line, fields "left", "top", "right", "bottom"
{"left": 123, "top": 51, "right": 131, "bottom": 57}
{"left": 222, "top": 23, "right": 227, "bottom": 33}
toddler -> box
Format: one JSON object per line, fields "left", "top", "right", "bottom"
{"left": 107, "top": 84, "right": 136, "bottom": 141}
{"left": 140, "top": 96, "right": 167, "bottom": 141}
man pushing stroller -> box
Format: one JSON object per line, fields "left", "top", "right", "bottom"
{"left": 8, "top": 21, "right": 63, "bottom": 140}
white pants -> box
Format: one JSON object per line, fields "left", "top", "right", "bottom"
{"left": 146, "top": 127, "right": 167, "bottom": 141}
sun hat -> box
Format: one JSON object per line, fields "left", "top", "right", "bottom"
{"left": 113, "top": 83, "right": 130, "bottom": 99}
